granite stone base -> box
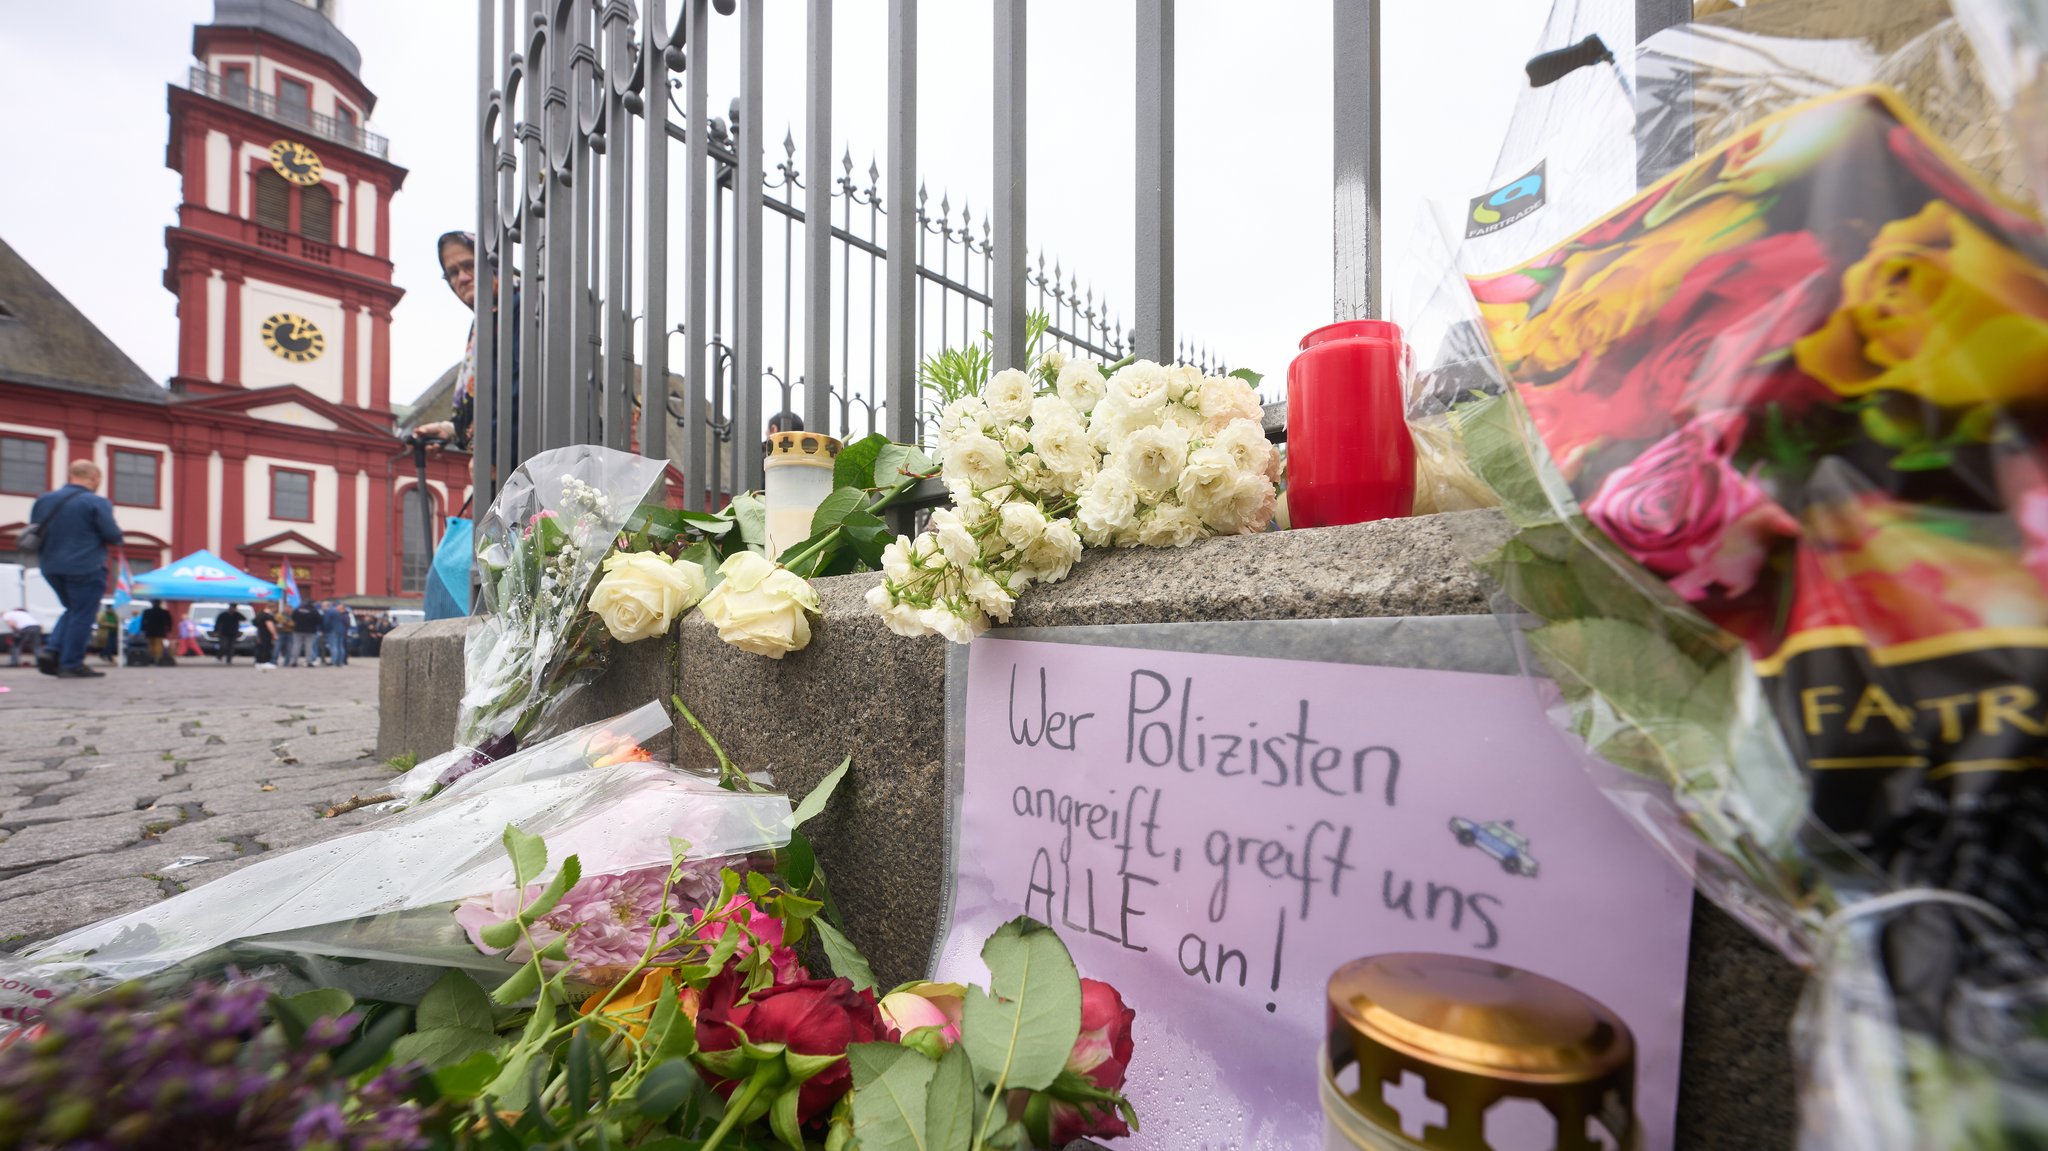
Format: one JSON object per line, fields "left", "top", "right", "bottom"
{"left": 376, "top": 512, "right": 1802, "bottom": 1148}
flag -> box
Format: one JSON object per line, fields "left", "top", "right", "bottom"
{"left": 280, "top": 564, "right": 302, "bottom": 610}
{"left": 112, "top": 556, "right": 136, "bottom": 608}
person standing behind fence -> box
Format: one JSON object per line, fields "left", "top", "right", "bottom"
{"left": 141, "top": 599, "right": 172, "bottom": 665}
{"left": 413, "top": 231, "right": 520, "bottom": 456}
{"left": 292, "top": 601, "right": 323, "bottom": 667}
{"left": 27, "top": 460, "right": 123, "bottom": 679}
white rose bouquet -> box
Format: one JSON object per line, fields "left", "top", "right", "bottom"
{"left": 867, "top": 354, "right": 1277, "bottom": 642}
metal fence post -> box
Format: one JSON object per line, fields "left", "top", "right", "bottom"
{"left": 1135, "top": 0, "right": 1173, "bottom": 362}
{"left": 641, "top": 0, "right": 673, "bottom": 466}
{"left": 601, "top": 0, "right": 633, "bottom": 452}
{"left": 884, "top": 0, "right": 917, "bottom": 462}
{"left": 474, "top": 0, "right": 498, "bottom": 512}
{"left": 804, "top": 0, "right": 832, "bottom": 434}
{"left": 1333, "top": 0, "right": 1380, "bottom": 321}
{"left": 684, "top": 0, "right": 713, "bottom": 509}
{"left": 736, "top": 0, "right": 766, "bottom": 488}
{"left": 519, "top": 0, "right": 547, "bottom": 464}
{"left": 991, "top": 0, "right": 1025, "bottom": 373}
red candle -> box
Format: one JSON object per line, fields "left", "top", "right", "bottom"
{"left": 1285, "top": 320, "right": 1415, "bottom": 528}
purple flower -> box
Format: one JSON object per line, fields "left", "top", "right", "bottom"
{"left": 454, "top": 862, "right": 730, "bottom": 983}
{"left": 291, "top": 1101, "right": 347, "bottom": 1147}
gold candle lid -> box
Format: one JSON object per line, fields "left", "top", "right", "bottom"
{"left": 763, "top": 430, "right": 842, "bottom": 467}
{"left": 1326, "top": 953, "right": 1635, "bottom": 1151}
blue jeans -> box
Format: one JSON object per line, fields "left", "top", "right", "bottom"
{"left": 326, "top": 631, "right": 347, "bottom": 666}
{"left": 278, "top": 632, "right": 297, "bottom": 666}
{"left": 42, "top": 571, "right": 106, "bottom": 670}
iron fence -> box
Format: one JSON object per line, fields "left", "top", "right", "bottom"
{"left": 470, "top": 0, "right": 1252, "bottom": 516}
{"left": 188, "top": 67, "right": 391, "bottom": 158}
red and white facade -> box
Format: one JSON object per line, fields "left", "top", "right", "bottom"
{"left": 0, "top": 1, "right": 469, "bottom": 599}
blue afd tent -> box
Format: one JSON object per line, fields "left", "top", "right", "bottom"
{"left": 131, "top": 550, "right": 282, "bottom": 602}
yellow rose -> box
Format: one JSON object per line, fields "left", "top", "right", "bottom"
{"left": 588, "top": 550, "right": 706, "bottom": 643}
{"left": 1491, "top": 195, "right": 1766, "bottom": 373}
{"left": 698, "top": 552, "right": 821, "bottom": 658}
{"left": 1795, "top": 201, "right": 2048, "bottom": 408}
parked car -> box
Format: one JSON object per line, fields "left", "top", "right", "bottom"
{"left": 186, "top": 601, "right": 258, "bottom": 656}
{"left": 1448, "top": 817, "right": 1540, "bottom": 877}
{"left": 0, "top": 563, "right": 65, "bottom": 630}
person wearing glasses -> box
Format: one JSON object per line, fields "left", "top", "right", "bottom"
{"left": 413, "top": 232, "right": 520, "bottom": 455}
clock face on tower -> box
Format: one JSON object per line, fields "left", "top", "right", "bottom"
{"left": 261, "top": 313, "right": 326, "bottom": 363}
{"left": 268, "top": 139, "right": 324, "bottom": 186}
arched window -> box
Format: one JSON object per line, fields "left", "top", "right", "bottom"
{"left": 253, "top": 170, "right": 292, "bottom": 230}
{"left": 400, "top": 487, "right": 434, "bottom": 593}
{"left": 300, "top": 183, "right": 333, "bottom": 243}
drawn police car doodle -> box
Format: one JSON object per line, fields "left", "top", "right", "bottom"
{"left": 1449, "top": 817, "right": 1540, "bottom": 877}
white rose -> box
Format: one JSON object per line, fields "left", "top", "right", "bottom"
{"left": 880, "top": 535, "right": 918, "bottom": 584}
{"left": 997, "top": 501, "right": 1048, "bottom": 553}
{"left": 918, "top": 605, "right": 983, "bottom": 645}
{"left": 866, "top": 581, "right": 933, "bottom": 638}
{"left": 1137, "top": 500, "right": 1206, "bottom": 548}
{"left": 1086, "top": 394, "right": 1145, "bottom": 450}
{"left": 1166, "top": 363, "right": 1202, "bottom": 401}
{"left": 930, "top": 509, "right": 982, "bottom": 570}
{"left": 985, "top": 368, "right": 1036, "bottom": 423}
{"left": 1106, "top": 360, "right": 1170, "bottom": 413}
{"left": 941, "top": 432, "right": 1008, "bottom": 494}
{"left": 1162, "top": 400, "right": 1205, "bottom": 436}
{"left": 1023, "top": 518, "right": 1083, "bottom": 582}
{"left": 1041, "top": 349, "right": 1068, "bottom": 375}
{"left": 1212, "top": 419, "right": 1276, "bottom": 479}
{"left": 1030, "top": 419, "right": 1099, "bottom": 491}
{"left": 936, "top": 395, "right": 992, "bottom": 449}
{"left": 1199, "top": 375, "right": 1265, "bottom": 433}
{"left": 587, "top": 550, "right": 707, "bottom": 643}
{"left": 1232, "top": 472, "right": 1278, "bottom": 533}
{"left": 1055, "top": 362, "right": 1108, "bottom": 414}
{"left": 1076, "top": 467, "right": 1139, "bottom": 539}
{"left": 1116, "top": 422, "right": 1191, "bottom": 497}
{"left": 1178, "top": 446, "right": 1245, "bottom": 532}
{"left": 1030, "top": 394, "right": 1081, "bottom": 429}
{"left": 697, "top": 552, "right": 821, "bottom": 658}
{"left": 1002, "top": 423, "right": 1033, "bottom": 453}
{"left": 965, "top": 569, "right": 1016, "bottom": 623}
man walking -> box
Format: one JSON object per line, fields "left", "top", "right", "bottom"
{"left": 213, "top": 604, "right": 246, "bottom": 665}
{"left": 320, "top": 600, "right": 349, "bottom": 667}
{"left": 3, "top": 606, "right": 41, "bottom": 668}
{"left": 27, "top": 460, "right": 122, "bottom": 679}
{"left": 140, "top": 599, "right": 173, "bottom": 665}
{"left": 293, "top": 601, "right": 324, "bottom": 667}
{"left": 251, "top": 602, "right": 277, "bottom": 668}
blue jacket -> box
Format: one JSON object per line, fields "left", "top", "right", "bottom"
{"left": 29, "top": 484, "right": 123, "bottom": 577}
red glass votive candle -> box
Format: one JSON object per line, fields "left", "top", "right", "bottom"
{"left": 1285, "top": 320, "right": 1415, "bottom": 528}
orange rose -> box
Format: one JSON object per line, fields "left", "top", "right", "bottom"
{"left": 579, "top": 966, "right": 700, "bottom": 1041}
{"left": 1793, "top": 201, "right": 2048, "bottom": 409}
{"left": 1486, "top": 195, "right": 1767, "bottom": 373}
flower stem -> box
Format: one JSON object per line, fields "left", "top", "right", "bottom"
{"left": 698, "top": 1070, "right": 771, "bottom": 1151}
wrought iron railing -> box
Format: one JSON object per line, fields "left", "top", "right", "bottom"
{"left": 187, "top": 67, "right": 391, "bottom": 159}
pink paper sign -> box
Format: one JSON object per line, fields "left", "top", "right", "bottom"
{"left": 935, "top": 635, "right": 1695, "bottom": 1151}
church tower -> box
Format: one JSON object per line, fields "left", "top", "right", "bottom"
{"left": 164, "top": 0, "right": 407, "bottom": 415}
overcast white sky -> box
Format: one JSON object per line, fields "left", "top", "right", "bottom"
{"left": 0, "top": 0, "right": 1549, "bottom": 410}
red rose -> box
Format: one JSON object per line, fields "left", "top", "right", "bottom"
{"left": 1044, "top": 978, "right": 1138, "bottom": 1144}
{"left": 1573, "top": 180, "right": 1672, "bottom": 251}
{"left": 1582, "top": 410, "right": 1799, "bottom": 603}
{"left": 1618, "top": 230, "right": 1839, "bottom": 418}
{"left": 695, "top": 975, "right": 885, "bottom": 1125}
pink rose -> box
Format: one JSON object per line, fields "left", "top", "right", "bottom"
{"left": 1018, "top": 977, "right": 1138, "bottom": 1145}
{"left": 1582, "top": 410, "right": 1799, "bottom": 602}
{"left": 691, "top": 894, "right": 808, "bottom": 984}
{"left": 878, "top": 982, "right": 967, "bottom": 1048}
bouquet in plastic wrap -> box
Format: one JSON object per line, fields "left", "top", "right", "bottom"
{"left": 457, "top": 445, "right": 671, "bottom": 763}
{"left": 1420, "top": 5, "right": 2048, "bottom": 1146}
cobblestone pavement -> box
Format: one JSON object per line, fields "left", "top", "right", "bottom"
{"left": 0, "top": 659, "right": 401, "bottom": 949}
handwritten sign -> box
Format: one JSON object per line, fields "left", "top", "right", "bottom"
{"left": 934, "top": 633, "right": 1694, "bottom": 1151}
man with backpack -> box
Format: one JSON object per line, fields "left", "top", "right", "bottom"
{"left": 24, "top": 460, "right": 123, "bottom": 679}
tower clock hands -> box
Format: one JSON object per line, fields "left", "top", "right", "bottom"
{"left": 271, "top": 320, "right": 315, "bottom": 353}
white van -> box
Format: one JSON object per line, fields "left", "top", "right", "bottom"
{"left": 0, "top": 563, "right": 66, "bottom": 630}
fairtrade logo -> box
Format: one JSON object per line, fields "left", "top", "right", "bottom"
{"left": 1466, "top": 161, "right": 1547, "bottom": 238}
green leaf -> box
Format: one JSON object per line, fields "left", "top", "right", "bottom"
{"left": 637, "top": 1059, "right": 708, "bottom": 1119}
{"left": 431, "top": 1049, "right": 503, "bottom": 1101}
{"left": 962, "top": 917, "right": 1082, "bottom": 1095}
{"left": 873, "top": 443, "right": 936, "bottom": 488}
{"left": 747, "top": 870, "right": 772, "bottom": 898}
{"left": 390, "top": 1025, "right": 499, "bottom": 1070}
{"left": 835, "top": 433, "right": 890, "bottom": 491}
{"left": 813, "top": 918, "right": 879, "bottom": 993}
{"left": 643, "top": 979, "right": 698, "bottom": 1061}
{"left": 478, "top": 917, "right": 523, "bottom": 951}
{"left": 770, "top": 1084, "right": 806, "bottom": 1150}
{"left": 849, "top": 1042, "right": 938, "bottom": 1151}
{"left": 520, "top": 854, "right": 584, "bottom": 923}
{"left": 781, "top": 829, "right": 817, "bottom": 892}
{"left": 791, "top": 756, "right": 850, "bottom": 829}
{"left": 502, "top": 824, "right": 547, "bottom": 887}
{"left": 491, "top": 959, "right": 544, "bottom": 1006}
{"left": 566, "top": 1026, "right": 596, "bottom": 1113}
{"left": 811, "top": 486, "right": 868, "bottom": 537}
{"left": 730, "top": 491, "right": 769, "bottom": 550}
{"left": 332, "top": 1003, "right": 413, "bottom": 1077}
{"left": 417, "top": 969, "right": 496, "bottom": 1034}
{"left": 1226, "top": 366, "right": 1264, "bottom": 390}
{"left": 272, "top": 987, "right": 353, "bottom": 1045}
{"left": 922, "top": 1044, "right": 977, "bottom": 1151}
